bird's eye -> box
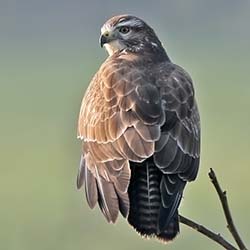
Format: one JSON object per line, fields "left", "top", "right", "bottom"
{"left": 119, "top": 26, "right": 130, "bottom": 34}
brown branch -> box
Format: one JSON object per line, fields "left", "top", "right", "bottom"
{"left": 209, "top": 168, "right": 248, "bottom": 250}
{"left": 179, "top": 215, "right": 238, "bottom": 250}
{"left": 178, "top": 168, "right": 248, "bottom": 250}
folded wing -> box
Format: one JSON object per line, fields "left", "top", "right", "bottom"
{"left": 77, "top": 56, "right": 165, "bottom": 222}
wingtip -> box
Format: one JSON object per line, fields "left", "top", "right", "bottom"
{"left": 76, "top": 175, "right": 83, "bottom": 189}
{"left": 76, "top": 156, "right": 86, "bottom": 189}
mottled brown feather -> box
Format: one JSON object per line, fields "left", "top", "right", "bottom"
{"left": 78, "top": 48, "right": 200, "bottom": 226}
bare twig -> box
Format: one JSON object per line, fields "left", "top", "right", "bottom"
{"left": 209, "top": 168, "right": 248, "bottom": 250}
{"left": 178, "top": 169, "right": 248, "bottom": 250}
{"left": 179, "top": 215, "right": 238, "bottom": 250}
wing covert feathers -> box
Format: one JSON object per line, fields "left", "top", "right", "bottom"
{"left": 77, "top": 54, "right": 200, "bottom": 238}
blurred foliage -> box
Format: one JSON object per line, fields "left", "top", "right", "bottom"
{"left": 0, "top": 1, "right": 250, "bottom": 249}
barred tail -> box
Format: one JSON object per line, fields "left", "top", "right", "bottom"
{"left": 127, "top": 160, "right": 180, "bottom": 242}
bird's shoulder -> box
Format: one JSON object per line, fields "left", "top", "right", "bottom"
{"left": 98, "top": 56, "right": 195, "bottom": 95}
{"left": 152, "top": 62, "right": 194, "bottom": 94}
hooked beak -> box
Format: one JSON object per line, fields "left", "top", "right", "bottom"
{"left": 99, "top": 31, "right": 114, "bottom": 47}
{"left": 100, "top": 34, "right": 108, "bottom": 47}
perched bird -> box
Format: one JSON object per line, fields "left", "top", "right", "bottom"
{"left": 77, "top": 15, "right": 200, "bottom": 242}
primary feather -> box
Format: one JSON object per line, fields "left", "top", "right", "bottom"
{"left": 77, "top": 14, "right": 200, "bottom": 242}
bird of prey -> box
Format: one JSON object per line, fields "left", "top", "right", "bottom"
{"left": 77, "top": 15, "right": 200, "bottom": 242}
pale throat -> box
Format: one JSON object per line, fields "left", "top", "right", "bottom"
{"left": 104, "top": 40, "right": 126, "bottom": 56}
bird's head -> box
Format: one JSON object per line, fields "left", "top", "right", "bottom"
{"left": 100, "top": 15, "right": 165, "bottom": 56}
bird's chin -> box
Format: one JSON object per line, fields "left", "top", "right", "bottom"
{"left": 104, "top": 40, "right": 126, "bottom": 56}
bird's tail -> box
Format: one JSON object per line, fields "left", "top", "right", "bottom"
{"left": 157, "top": 212, "right": 179, "bottom": 242}
{"left": 128, "top": 160, "right": 180, "bottom": 242}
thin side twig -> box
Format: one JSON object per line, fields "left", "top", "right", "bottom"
{"left": 180, "top": 215, "right": 238, "bottom": 250}
{"left": 209, "top": 168, "right": 248, "bottom": 250}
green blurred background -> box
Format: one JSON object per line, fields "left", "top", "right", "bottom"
{"left": 1, "top": 1, "right": 250, "bottom": 249}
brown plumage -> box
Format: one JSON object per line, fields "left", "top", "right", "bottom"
{"left": 77, "top": 15, "right": 200, "bottom": 242}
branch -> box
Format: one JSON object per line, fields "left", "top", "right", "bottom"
{"left": 179, "top": 168, "right": 248, "bottom": 249}
{"left": 180, "top": 215, "right": 238, "bottom": 250}
{"left": 209, "top": 168, "right": 248, "bottom": 250}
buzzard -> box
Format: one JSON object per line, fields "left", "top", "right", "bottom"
{"left": 77, "top": 15, "right": 200, "bottom": 242}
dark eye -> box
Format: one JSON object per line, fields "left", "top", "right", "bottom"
{"left": 119, "top": 26, "right": 130, "bottom": 34}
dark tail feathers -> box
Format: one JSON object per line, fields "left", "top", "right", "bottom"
{"left": 157, "top": 212, "right": 179, "bottom": 242}
{"left": 128, "top": 160, "right": 180, "bottom": 242}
